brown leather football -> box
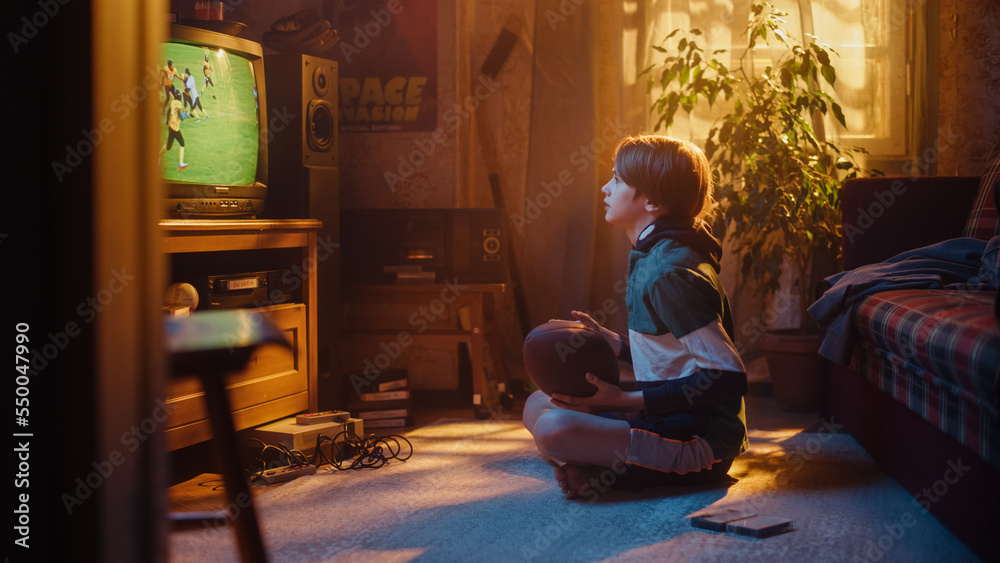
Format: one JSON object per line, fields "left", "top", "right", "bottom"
{"left": 522, "top": 320, "right": 620, "bottom": 397}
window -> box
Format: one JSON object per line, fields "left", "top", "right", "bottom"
{"left": 641, "top": 0, "right": 912, "bottom": 158}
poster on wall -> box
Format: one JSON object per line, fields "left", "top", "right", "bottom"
{"left": 331, "top": 0, "right": 437, "bottom": 133}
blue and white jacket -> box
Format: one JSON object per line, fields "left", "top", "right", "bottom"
{"left": 623, "top": 216, "right": 749, "bottom": 460}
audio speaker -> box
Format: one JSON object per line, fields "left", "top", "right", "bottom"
{"left": 262, "top": 53, "right": 338, "bottom": 219}
{"left": 262, "top": 54, "right": 341, "bottom": 407}
{"left": 341, "top": 209, "right": 506, "bottom": 285}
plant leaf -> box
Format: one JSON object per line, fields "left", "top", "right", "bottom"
{"left": 780, "top": 67, "right": 792, "bottom": 89}
{"left": 821, "top": 64, "right": 836, "bottom": 86}
{"left": 814, "top": 46, "right": 831, "bottom": 65}
{"left": 832, "top": 102, "right": 846, "bottom": 128}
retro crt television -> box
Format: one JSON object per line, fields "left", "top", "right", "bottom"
{"left": 160, "top": 24, "right": 268, "bottom": 218}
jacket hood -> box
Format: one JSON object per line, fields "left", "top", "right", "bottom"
{"left": 634, "top": 217, "right": 723, "bottom": 272}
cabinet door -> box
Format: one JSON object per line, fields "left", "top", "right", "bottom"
{"left": 164, "top": 303, "right": 308, "bottom": 451}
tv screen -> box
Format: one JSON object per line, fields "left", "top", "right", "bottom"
{"left": 162, "top": 25, "right": 268, "bottom": 218}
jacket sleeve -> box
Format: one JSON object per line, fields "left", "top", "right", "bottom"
{"left": 639, "top": 318, "right": 747, "bottom": 413}
{"left": 642, "top": 368, "right": 747, "bottom": 412}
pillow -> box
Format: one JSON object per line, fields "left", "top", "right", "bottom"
{"left": 963, "top": 142, "right": 1000, "bottom": 240}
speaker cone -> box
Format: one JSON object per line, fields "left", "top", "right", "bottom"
{"left": 307, "top": 100, "right": 335, "bottom": 152}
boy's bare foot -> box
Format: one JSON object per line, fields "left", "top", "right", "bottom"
{"left": 554, "top": 464, "right": 570, "bottom": 494}
{"left": 554, "top": 463, "right": 603, "bottom": 499}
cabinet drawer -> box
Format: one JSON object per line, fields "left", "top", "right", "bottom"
{"left": 164, "top": 303, "right": 308, "bottom": 451}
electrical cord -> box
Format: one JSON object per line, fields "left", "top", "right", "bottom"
{"left": 310, "top": 430, "right": 413, "bottom": 470}
{"left": 242, "top": 437, "right": 311, "bottom": 483}
{"left": 240, "top": 431, "right": 414, "bottom": 482}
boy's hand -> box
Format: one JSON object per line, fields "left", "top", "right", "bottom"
{"left": 569, "top": 310, "right": 602, "bottom": 331}
{"left": 569, "top": 310, "right": 623, "bottom": 356}
{"left": 550, "top": 373, "right": 644, "bottom": 414}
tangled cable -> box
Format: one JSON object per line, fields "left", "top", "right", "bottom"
{"left": 311, "top": 430, "right": 413, "bottom": 470}
{"left": 242, "top": 430, "right": 413, "bottom": 482}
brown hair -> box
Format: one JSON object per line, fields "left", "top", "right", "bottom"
{"left": 612, "top": 135, "right": 712, "bottom": 223}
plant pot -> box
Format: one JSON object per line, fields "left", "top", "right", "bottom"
{"left": 760, "top": 330, "right": 821, "bottom": 411}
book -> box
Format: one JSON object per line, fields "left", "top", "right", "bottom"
{"left": 372, "top": 368, "right": 407, "bottom": 390}
{"left": 357, "top": 408, "right": 410, "bottom": 420}
{"left": 362, "top": 417, "right": 414, "bottom": 429}
{"left": 345, "top": 398, "right": 412, "bottom": 423}
{"left": 342, "top": 368, "right": 408, "bottom": 401}
{"left": 378, "top": 377, "right": 408, "bottom": 392}
{"left": 342, "top": 368, "right": 413, "bottom": 423}
{"left": 358, "top": 390, "right": 410, "bottom": 402}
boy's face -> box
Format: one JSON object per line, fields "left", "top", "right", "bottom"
{"left": 601, "top": 169, "right": 655, "bottom": 229}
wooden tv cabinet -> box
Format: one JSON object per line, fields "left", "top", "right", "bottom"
{"left": 159, "top": 219, "right": 321, "bottom": 451}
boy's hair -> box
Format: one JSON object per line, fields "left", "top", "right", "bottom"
{"left": 613, "top": 135, "right": 713, "bottom": 223}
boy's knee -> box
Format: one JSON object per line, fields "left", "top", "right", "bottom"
{"left": 524, "top": 390, "right": 551, "bottom": 412}
{"left": 531, "top": 409, "right": 574, "bottom": 456}
{"left": 522, "top": 390, "right": 552, "bottom": 431}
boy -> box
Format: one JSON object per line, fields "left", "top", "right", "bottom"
{"left": 523, "top": 135, "right": 748, "bottom": 499}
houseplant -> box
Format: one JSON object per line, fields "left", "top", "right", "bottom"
{"left": 640, "top": 3, "right": 877, "bottom": 408}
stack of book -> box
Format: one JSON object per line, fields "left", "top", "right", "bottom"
{"left": 344, "top": 369, "right": 413, "bottom": 430}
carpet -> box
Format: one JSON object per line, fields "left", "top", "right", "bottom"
{"left": 168, "top": 418, "right": 977, "bottom": 562}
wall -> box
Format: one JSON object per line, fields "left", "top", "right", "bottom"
{"left": 193, "top": 0, "right": 534, "bottom": 395}
{"left": 937, "top": 0, "right": 1000, "bottom": 174}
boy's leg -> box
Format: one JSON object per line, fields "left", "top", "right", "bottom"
{"left": 522, "top": 390, "right": 555, "bottom": 434}
{"left": 531, "top": 407, "right": 631, "bottom": 468}
{"left": 532, "top": 408, "right": 632, "bottom": 498}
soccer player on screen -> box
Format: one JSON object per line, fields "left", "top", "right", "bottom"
{"left": 203, "top": 54, "right": 217, "bottom": 99}
{"left": 182, "top": 68, "right": 210, "bottom": 123}
{"left": 161, "top": 60, "right": 181, "bottom": 119}
{"left": 159, "top": 88, "right": 188, "bottom": 171}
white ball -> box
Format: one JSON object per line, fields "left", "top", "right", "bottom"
{"left": 165, "top": 282, "right": 199, "bottom": 312}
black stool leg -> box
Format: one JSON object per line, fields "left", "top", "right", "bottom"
{"left": 199, "top": 371, "right": 268, "bottom": 563}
